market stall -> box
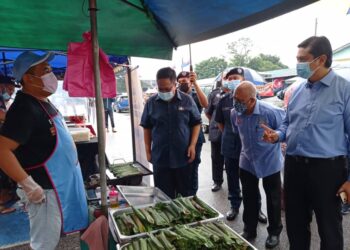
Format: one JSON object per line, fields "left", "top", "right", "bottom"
{"left": 0, "top": 0, "right": 320, "bottom": 249}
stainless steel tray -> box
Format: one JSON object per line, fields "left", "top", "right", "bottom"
{"left": 109, "top": 196, "right": 224, "bottom": 244}
{"left": 116, "top": 185, "right": 171, "bottom": 206}
{"left": 117, "top": 221, "right": 257, "bottom": 250}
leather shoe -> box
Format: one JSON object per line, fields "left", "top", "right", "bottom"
{"left": 211, "top": 183, "right": 221, "bottom": 192}
{"left": 226, "top": 208, "right": 239, "bottom": 221}
{"left": 265, "top": 234, "right": 279, "bottom": 248}
{"left": 258, "top": 210, "right": 267, "bottom": 224}
{"left": 240, "top": 231, "right": 257, "bottom": 241}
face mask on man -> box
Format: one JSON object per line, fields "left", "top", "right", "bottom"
{"left": 227, "top": 80, "right": 241, "bottom": 91}
{"left": 178, "top": 82, "right": 190, "bottom": 93}
{"left": 2, "top": 91, "right": 11, "bottom": 101}
{"left": 31, "top": 72, "right": 58, "bottom": 94}
{"left": 158, "top": 91, "right": 174, "bottom": 101}
{"left": 233, "top": 100, "right": 248, "bottom": 114}
{"left": 296, "top": 57, "right": 320, "bottom": 79}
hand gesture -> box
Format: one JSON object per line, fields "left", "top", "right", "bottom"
{"left": 261, "top": 124, "right": 279, "bottom": 143}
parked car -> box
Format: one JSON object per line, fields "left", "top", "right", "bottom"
{"left": 113, "top": 94, "right": 129, "bottom": 113}
{"left": 198, "top": 79, "right": 216, "bottom": 133}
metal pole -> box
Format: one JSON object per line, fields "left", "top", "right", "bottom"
{"left": 314, "top": 18, "right": 318, "bottom": 36}
{"left": 89, "top": 0, "right": 108, "bottom": 214}
{"left": 126, "top": 59, "right": 136, "bottom": 162}
{"left": 189, "top": 44, "right": 193, "bottom": 72}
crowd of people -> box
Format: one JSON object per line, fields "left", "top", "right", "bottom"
{"left": 141, "top": 36, "right": 350, "bottom": 250}
{"left": 0, "top": 35, "right": 349, "bottom": 250}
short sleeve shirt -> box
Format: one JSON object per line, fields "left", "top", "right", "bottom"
{"left": 0, "top": 91, "right": 58, "bottom": 188}
{"left": 215, "top": 93, "right": 241, "bottom": 158}
{"left": 140, "top": 90, "right": 202, "bottom": 168}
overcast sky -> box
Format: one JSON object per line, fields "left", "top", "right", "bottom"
{"left": 131, "top": 0, "right": 350, "bottom": 79}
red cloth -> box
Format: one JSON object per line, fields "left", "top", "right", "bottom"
{"left": 81, "top": 215, "right": 108, "bottom": 250}
{"left": 64, "top": 32, "right": 117, "bottom": 98}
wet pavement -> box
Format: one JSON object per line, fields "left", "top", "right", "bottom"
{"left": 3, "top": 111, "right": 350, "bottom": 250}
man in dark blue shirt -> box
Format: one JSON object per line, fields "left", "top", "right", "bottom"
{"left": 177, "top": 71, "right": 208, "bottom": 196}
{"left": 140, "top": 67, "right": 201, "bottom": 198}
{"left": 205, "top": 84, "right": 225, "bottom": 192}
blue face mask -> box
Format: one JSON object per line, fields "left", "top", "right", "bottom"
{"left": 2, "top": 92, "right": 10, "bottom": 101}
{"left": 233, "top": 100, "right": 248, "bottom": 114}
{"left": 227, "top": 80, "right": 241, "bottom": 91}
{"left": 296, "top": 57, "right": 320, "bottom": 79}
{"left": 158, "top": 91, "right": 174, "bottom": 101}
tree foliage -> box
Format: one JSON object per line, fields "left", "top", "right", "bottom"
{"left": 194, "top": 57, "right": 228, "bottom": 79}
{"left": 227, "top": 37, "right": 287, "bottom": 71}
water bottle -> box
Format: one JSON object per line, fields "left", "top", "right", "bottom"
{"left": 109, "top": 186, "right": 119, "bottom": 208}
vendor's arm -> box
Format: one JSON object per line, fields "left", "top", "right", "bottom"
{"left": 0, "top": 135, "right": 27, "bottom": 182}
{"left": 190, "top": 72, "right": 208, "bottom": 108}
{"left": 0, "top": 109, "right": 5, "bottom": 121}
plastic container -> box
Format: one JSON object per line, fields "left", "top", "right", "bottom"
{"left": 109, "top": 186, "right": 119, "bottom": 208}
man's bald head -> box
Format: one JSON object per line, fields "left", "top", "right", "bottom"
{"left": 235, "top": 81, "right": 257, "bottom": 100}
{"left": 234, "top": 81, "right": 257, "bottom": 115}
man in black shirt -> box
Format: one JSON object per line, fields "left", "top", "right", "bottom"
{"left": 177, "top": 71, "right": 208, "bottom": 196}
{"left": 0, "top": 51, "right": 88, "bottom": 250}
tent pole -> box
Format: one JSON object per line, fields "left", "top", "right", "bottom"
{"left": 89, "top": 0, "right": 108, "bottom": 214}
{"left": 126, "top": 59, "right": 136, "bottom": 162}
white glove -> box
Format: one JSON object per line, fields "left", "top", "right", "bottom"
{"left": 19, "top": 176, "right": 46, "bottom": 203}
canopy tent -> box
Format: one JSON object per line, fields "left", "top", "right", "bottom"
{"left": 0, "top": 0, "right": 319, "bottom": 212}
{"left": 0, "top": 48, "right": 128, "bottom": 77}
{"left": 0, "top": 0, "right": 318, "bottom": 60}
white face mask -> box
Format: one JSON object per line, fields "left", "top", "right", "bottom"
{"left": 41, "top": 72, "right": 58, "bottom": 94}
{"left": 31, "top": 72, "right": 58, "bottom": 94}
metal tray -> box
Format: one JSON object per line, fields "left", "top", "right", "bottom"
{"left": 117, "top": 222, "right": 257, "bottom": 250}
{"left": 116, "top": 185, "right": 171, "bottom": 206}
{"left": 106, "top": 160, "right": 153, "bottom": 186}
{"left": 110, "top": 196, "right": 224, "bottom": 244}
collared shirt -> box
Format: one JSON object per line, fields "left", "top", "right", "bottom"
{"left": 205, "top": 88, "right": 225, "bottom": 142}
{"left": 140, "top": 90, "right": 201, "bottom": 168}
{"left": 277, "top": 70, "right": 350, "bottom": 159}
{"left": 215, "top": 92, "right": 241, "bottom": 158}
{"left": 231, "top": 100, "right": 285, "bottom": 178}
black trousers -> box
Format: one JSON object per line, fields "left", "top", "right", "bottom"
{"left": 224, "top": 157, "right": 242, "bottom": 209}
{"left": 284, "top": 155, "right": 347, "bottom": 250}
{"left": 189, "top": 143, "right": 203, "bottom": 196}
{"left": 211, "top": 141, "right": 224, "bottom": 185}
{"left": 153, "top": 165, "right": 192, "bottom": 199}
{"left": 240, "top": 168, "right": 282, "bottom": 236}
{"left": 104, "top": 109, "right": 115, "bottom": 128}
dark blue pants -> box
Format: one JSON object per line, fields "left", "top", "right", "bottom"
{"left": 104, "top": 109, "right": 115, "bottom": 128}
{"left": 153, "top": 165, "right": 192, "bottom": 199}
{"left": 224, "top": 157, "right": 242, "bottom": 210}
{"left": 211, "top": 141, "right": 224, "bottom": 185}
{"left": 240, "top": 169, "right": 282, "bottom": 236}
{"left": 189, "top": 143, "right": 203, "bottom": 196}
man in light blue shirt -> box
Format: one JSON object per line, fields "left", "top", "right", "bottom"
{"left": 231, "top": 81, "right": 285, "bottom": 248}
{"left": 262, "top": 36, "right": 350, "bottom": 250}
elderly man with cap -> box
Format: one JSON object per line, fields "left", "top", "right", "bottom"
{"left": 231, "top": 81, "right": 285, "bottom": 248}
{"left": 215, "top": 67, "right": 267, "bottom": 223}
{"left": 0, "top": 51, "right": 88, "bottom": 250}
{"left": 177, "top": 70, "right": 208, "bottom": 196}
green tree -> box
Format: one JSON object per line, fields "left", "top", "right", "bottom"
{"left": 227, "top": 37, "right": 253, "bottom": 67}
{"left": 195, "top": 57, "right": 228, "bottom": 79}
{"left": 247, "top": 54, "right": 287, "bottom": 71}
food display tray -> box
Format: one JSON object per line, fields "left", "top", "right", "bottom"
{"left": 116, "top": 221, "right": 257, "bottom": 250}
{"left": 106, "top": 160, "right": 153, "bottom": 186}
{"left": 116, "top": 185, "right": 171, "bottom": 207}
{"left": 109, "top": 196, "right": 224, "bottom": 244}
